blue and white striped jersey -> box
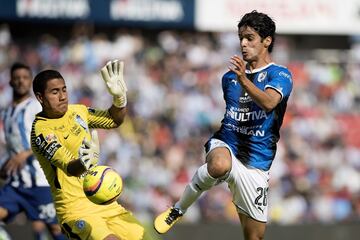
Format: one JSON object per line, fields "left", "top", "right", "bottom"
{"left": 207, "top": 63, "right": 293, "bottom": 171}
{"left": 1, "top": 97, "right": 49, "bottom": 188}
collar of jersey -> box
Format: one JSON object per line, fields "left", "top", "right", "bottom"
{"left": 13, "top": 96, "right": 32, "bottom": 108}
{"left": 36, "top": 108, "right": 69, "bottom": 121}
{"left": 245, "top": 62, "right": 274, "bottom": 74}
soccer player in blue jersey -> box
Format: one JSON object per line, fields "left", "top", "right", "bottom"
{"left": 0, "top": 63, "right": 65, "bottom": 240}
{"left": 154, "top": 10, "right": 293, "bottom": 240}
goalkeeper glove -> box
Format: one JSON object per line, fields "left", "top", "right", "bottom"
{"left": 79, "top": 130, "right": 100, "bottom": 170}
{"left": 101, "top": 60, "right": 127, "bottom": 108}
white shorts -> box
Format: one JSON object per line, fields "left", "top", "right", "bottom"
{"left": 206, "top": 138, "right": 269, "bottom": 222}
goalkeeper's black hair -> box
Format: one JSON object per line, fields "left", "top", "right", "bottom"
{"left": 33, "top": 70, "right": 64, "bottom": 94}
{"left": 238, "top": 10, "right": 276, "bottom": 52}
{"left": 10, "top": 62, "right": 32, "bottom": 77}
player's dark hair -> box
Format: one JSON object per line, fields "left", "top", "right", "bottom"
{"left": 238, "top": 10, "right": 276, "bottom": 52}
{"left": 10, "top": 62, "right": 31, "bottom": 77}
{"left": 33, "top": 70, "right": 64, "bottom": 94}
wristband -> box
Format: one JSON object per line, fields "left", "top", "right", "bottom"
{"left": 113, "top": 95, "right": 127, "bottom": 108}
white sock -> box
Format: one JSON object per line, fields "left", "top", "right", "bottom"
{"left": 174, "top": 164, "right": 217, "bottom": 213}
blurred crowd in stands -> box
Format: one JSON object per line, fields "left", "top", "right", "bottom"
{"left": 0, "top": 23, "right": 359, "bottom": 225}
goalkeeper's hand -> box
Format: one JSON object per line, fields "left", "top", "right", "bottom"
{"left": 79, "top": 130, "right": 100, "bottom": 170}
{"left": 101, "top": 60, "right": 127, "bottom": 108}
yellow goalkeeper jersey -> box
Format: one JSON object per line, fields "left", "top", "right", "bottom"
{"left": 31, "top": 104, "right": 126, "bottom": 223}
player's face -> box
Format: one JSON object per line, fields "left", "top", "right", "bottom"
{"left": 10, "top": 68, "right": 32, "bottom": 97}
{"left": 39, "top": 78, "right": 68, "bottom": 118}
{"left": 238, "top": 26, "right": 270, "bottom": 63}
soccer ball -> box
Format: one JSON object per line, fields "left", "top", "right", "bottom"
{"left": 83, "top": 165, "right": 123, "bottom": 205}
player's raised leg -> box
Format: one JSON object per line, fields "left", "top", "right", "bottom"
{"left": 154, "top": 145, "right": 232, "bottom": 234}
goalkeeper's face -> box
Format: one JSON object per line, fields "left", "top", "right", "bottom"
{"left": 38, "top": 78, "right": 68, "bottom": 118}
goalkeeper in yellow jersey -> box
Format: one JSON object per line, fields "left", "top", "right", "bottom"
{"left": 30, "top": 60, "right": 152, "bottom": 240}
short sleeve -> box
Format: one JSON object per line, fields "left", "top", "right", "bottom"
{"left": 222, "top": 71, "right": 233, "bottom": 92}
{"left": 24, "top": 100, "right": 42, "bottom": 148}
{"left": 265, "top": 68, "right": 293, "bottom": 100}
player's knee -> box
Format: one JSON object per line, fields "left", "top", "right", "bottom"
{"left": 207, "top": 153, "right": 231, "bottom": 178}
{"left": 49, "top": 224, "right": 63, "bottom": 235}
{"left": 189, "top": 164, "right": 217, "bottom": 192}
{"left": 32, "top": 221, "right": 46, "bottom": 232}
{"left": 0, "top": 207, "right": 8, "bottom": 220}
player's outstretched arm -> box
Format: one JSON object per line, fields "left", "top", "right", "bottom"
{"left": 101, "top": 60, "right": 127, "bottom": 126}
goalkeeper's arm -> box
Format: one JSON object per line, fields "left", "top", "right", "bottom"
{"left": 101, "top": 60, "right": 127, "bottom": 126}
